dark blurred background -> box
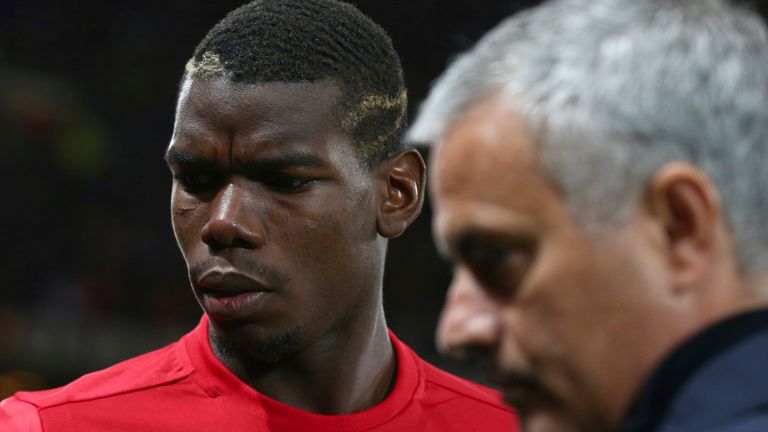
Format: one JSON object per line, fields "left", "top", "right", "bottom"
{"left": 0, "top": 0, "right": 545, "bottom": 397}
{"left": 3, "top": 0, "right": 767, "bottom": 400}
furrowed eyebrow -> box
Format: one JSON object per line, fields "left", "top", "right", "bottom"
{"left": 451, "top": 230, "right": 534, "bottom": 260}
{"left": 164, "top": 148, "right": 328, "bottom": 172}
{"left": 164, "top": 148, "right": 214, "bottom": 169}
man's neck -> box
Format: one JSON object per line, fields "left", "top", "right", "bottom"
{"left": 211, "top": 307, "right": 396, "bottom": 414}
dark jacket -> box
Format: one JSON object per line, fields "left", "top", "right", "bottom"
{"left": 620, "top": 308, "right": 768, "bottom": 432}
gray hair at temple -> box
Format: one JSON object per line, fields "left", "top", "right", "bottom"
{"left": 408, "top": 0, "right": 768, "bottom": 273}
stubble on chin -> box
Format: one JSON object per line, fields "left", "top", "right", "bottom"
{"left": 209, "top": 323, "right": 306, "bottom": 365}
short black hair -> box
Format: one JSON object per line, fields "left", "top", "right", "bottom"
{"left": 185, "top": 0, "right": 407, "bottom": 166}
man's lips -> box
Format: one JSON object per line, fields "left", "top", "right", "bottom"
{"left": 198, "top": 269, "right": 271, "bottom": 294}
{"left": 196, "top": 269, "right": 273, "bottom": 320}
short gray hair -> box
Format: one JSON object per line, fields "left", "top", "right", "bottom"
{"left": 409, "top": 0, "right": 768, "bottom": 273}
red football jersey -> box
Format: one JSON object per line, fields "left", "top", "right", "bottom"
{"left": 1, "top": 316, "right": 518, "bottom": 431}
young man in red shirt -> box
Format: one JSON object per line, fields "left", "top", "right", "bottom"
{"left": 0, "top": 1, "right": 517, "bottom": 431}
{"left": 409, "top": 0, "right": 768, "bottom": 431}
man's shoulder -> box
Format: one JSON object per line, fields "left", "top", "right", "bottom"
{"left": 650, "top": 312, "right": 768, "bottom": 432}
{"left": 0, "top": 396, "right": 42, "bottom": 432}
{"left": 12, "top": 338, "right": 193, "bottom": 410}
{"left": 389, "top": 334, "right": 518, "bottom": 431}
{"left": 389, "top": 331, "right": 513, "bottom": 416}
{"left": 417, "top": 358, "right": 511, "bottom": 412}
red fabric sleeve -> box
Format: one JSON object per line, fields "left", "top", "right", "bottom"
{"left": 0, "top": 396, "right": 43, "bottom": 432}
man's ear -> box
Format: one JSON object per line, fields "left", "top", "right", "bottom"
{"left": 644, "top": 162, "right": 722, "bottom": 290}
{"left": 376, "top": 148, "right": 426, "bottom": 238}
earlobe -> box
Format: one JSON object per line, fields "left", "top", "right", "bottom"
{"left": 376, "top": 148, "right": 427, "bottom": 238}
{"left": 646, "top": 162, "right": 721, "bottom": 290}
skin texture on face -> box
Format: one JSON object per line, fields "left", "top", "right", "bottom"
{"left": 166, "top": 78, "right": 425, "bottom": 413}
{"left": 429, "top": 95, "right": 706, "bottom": 431}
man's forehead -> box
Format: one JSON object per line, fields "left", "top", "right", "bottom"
{"left": 430, "top": 95, "right": 570, "bottom": 241}
{"left": 168, "top": 78, "right": 363, "bottom": 170}
{"left": 177, "top": 78, "right": 342, "bottom": 119}
{"left": 430, "top": 96, "right": 540, "bottom": 194}
{"left": 174, "top": 79, "right": 344, "bottom": 139}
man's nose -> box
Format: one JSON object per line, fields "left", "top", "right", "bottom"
{"left": 436, "top": 267, "right": 501, "bottom": 359}
{"left": 200, "top": 182, "right": 265, "bottom": 250}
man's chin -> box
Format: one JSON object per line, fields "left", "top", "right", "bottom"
{"left": 519, "top": 411, "right": 581, "bottom": 432}
{"left": 209, "top": 320, "right": 306, "bottom": 365}
{"left": 493, "top": 369, "right": 556, "bottom": 415}
{"left": 498, "top": 383, "right": 579, "bottom": 432}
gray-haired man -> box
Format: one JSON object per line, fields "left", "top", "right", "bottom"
{"left": 409, "top": 0, "right": 768, "bottom": 431}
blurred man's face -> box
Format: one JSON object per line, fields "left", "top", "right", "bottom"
{"left": 430, "top": 96, "right": 684, "bottom": 431}
{"left": 166, "top": 79, "right": 384, "bottom": 363}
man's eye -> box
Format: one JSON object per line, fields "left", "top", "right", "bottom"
{"left": 174, "top": 173, "right": 218, "bottom": 192}
{"left": 465, "top": 246, "right": 531, "bottom": 298}
{"left": 263, "top": 174, "right": 316, "bottom": 193}
{"left": 467, "top": 246, "right": 509, "bottom": 276}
